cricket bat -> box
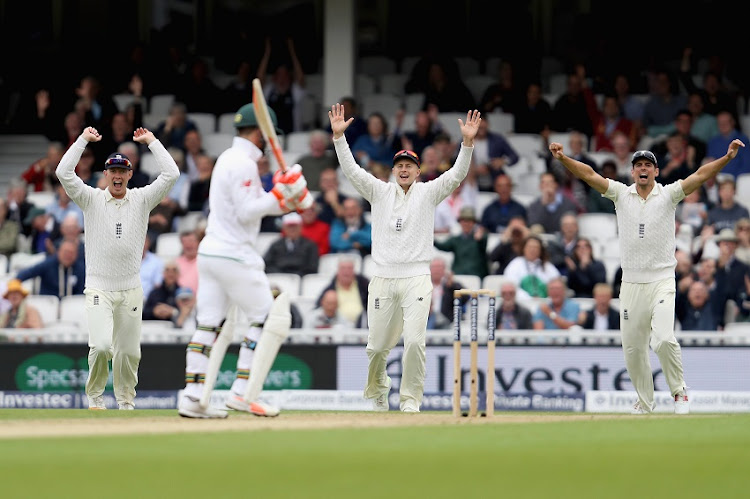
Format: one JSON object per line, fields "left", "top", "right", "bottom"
{"left": 252, "top": 78, "right": 287, "bottom": 173}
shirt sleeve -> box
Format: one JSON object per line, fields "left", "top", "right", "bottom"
{"left": 424, "top": 144, "right": 474, "bottom": 205}
{"left": 602, "top": 179, "right": 627, "bottom": 203}
{"left": 139, "top": 139, "right": 181, "bottom": 211}
{"left": 672, "top": 180, "right": 688, "bottom": 206}
{"left": 55, "top": 136, "right": 96, "bottom": 210}
{"left": 332, "top": 136, "right": 384, "bottom": 202}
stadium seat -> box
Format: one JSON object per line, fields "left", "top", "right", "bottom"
{"left": 9, "top": 252, "right": 46, "bottom": 274}
{"left": 26, "top": 191, "right": 56, "bottom": 209}
{"left": 361, "top": 94, "right": 403, "bottom": 127}
{"left": 300, "top": 273, "right": 332, "bottom": 300}
{"left": 437, "top": 112, "right": 469, "bottom": 141}
{"left": 317, "top": 253, "right": 363, "bottom": 277}
{"left": 736, "top": 173, "right": 750, "bottom": 208}
{"left": 548, "top": 132, "right": 588, "bottom": 153}
{"left": 155, "top": 232, "right": 183, "bottom": 260}
{"left": 355, "top": 74, "right": 377, "bottom": 101}
{"left": 217, "top": 112, "right": 236, "bottom": 134}
{"left": 476, "top": 191, "right": 497, "bottom": 219}
{"left": 175, "top": 211, "right": 206, "bottom": 233}
{"left": 547, "top": 72, "right": 568, "bottom": 94}
{"left": 506, "top": 134, "right": 545, "bottom": 161}
{"left": 362, "top": 254, "right": 375, "bottom": 279}
{"left": 149, "top": 94, "right": 175, "bottom": 117}
{"left": 113, "top": 93, "right": 137, "bottom": 112}
{"left": 482, "top": 274, "right": 512, "bottom": 295}
{"left": 255, "top": 232, "right": 280, "bottom": 257}
{"left": 187, "top": 113, "right": 217, "bottom": 136}
{"left": 25, "top": 294, "right": 60, "bottom": 325}
{"left": 453, "top": 274, "right": 482, "bottom": 292}
{"left": 357, "top": 56, "right": 397, "bottom": 78}
{"left": 202, "top": 133, "right": 233, "bottom": 158}
{"left": 267, "top": 273, "right": 301, "bottom": 298}
{"left": 286, "top": 131, "right": 313, "bottom": 153}
{"left": 487, "top": 112, "right": 514, "bottom": 135}
{"left": 465, "top": 75, "right": 494, "bottom": 103}
{"left": 59, "top": 294, "right": 87, "bottom": 329}
{"left": 403, "top": 94, "right": 425, "bottom": 114}
{"left": 455, "top": 56, "right": 480, "bottom": 77}
{"left": 294, "top": 296, "right": 318, "bottom": 328}
{"left": 0, "top": 254, "right": 7, "bottom": 274}
{"left": 379, "top": 73, "right": 408, "bottom": 97}
{"left": 577, "top": 213, "right": 618, "bottom": 242}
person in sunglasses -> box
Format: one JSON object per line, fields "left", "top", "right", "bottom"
{"left": 549, "top": 139, "right": 745, "bottom": 416}
{"left": 328, "top": 103, "right": 481, "bottom": 413}
{"left": 56, "top": 126, "right": 180, "bottom": 410}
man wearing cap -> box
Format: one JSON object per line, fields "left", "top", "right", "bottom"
{"left": 329, "top": 103, "right": 481, "bottom": 413}
{"left": 434, "top": 206, "right": 488, "bottom": 278}
{"left": 550, "top": 136, "right": 746, "bottom": 415}
{"left": 56, "top": 126, "right": 180, "bottom": 411}
{"left": 179, "top": 102, "right": 312, "bottom": 419}
{"left": 714, "top": 228, "right": 750, "bottom": 325}
{"left": 263, "top": 212, "right": 319, "bottom": 276}
{"left": 706, "top": 175, "right": 749, "bottom": 234}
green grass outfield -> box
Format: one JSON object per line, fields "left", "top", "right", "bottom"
{"left": 0, "top": 410, "right": 748, "bottom": 499}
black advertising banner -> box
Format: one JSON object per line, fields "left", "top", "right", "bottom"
{"left": 0, "top": 344, "right": 337, "bottom": 391}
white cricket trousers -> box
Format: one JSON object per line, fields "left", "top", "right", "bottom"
{"left": 619, "top": 278, "right": 686, "bottom": 411}
{"left": 84, "top": 287, "right": 144, "bottom": 406}
{"left": 364, "top": 274, "right": 432, "bottom": 411}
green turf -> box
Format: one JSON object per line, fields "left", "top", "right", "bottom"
{"left": 1, "top": 411, "right": 749, "bottom": 499}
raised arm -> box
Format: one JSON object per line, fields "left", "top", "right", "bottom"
{"left": 549, "top": 142, "right": 609, "bottom": 194}
{"left": 55, "top": 126, "right": 101, "bottom": 209}
{"left": 256, "top": 37, "right": 271, "bottom": 85}
{"left": 681, "top": 139, "right": 745, "bottom": 195}
{"left": 329, "top": 103, "right": 380, "bottom": 201}
{"left": 133, "top": 127, "right": 180, "bottom": 209}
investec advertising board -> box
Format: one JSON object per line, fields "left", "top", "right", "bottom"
{"left": 337, "top": 345, "right": 750, "bottom": 394}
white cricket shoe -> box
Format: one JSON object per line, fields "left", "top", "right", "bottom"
{"left": 88, "top": 396, "right": 106, "bottom": 410}
{"left": 372, "top": 393, "right": 389, "bottom": 412}
{"left": 118, "top": 402, "right": 135, "bottom": 410}
{"left": 178, "top": 396, "right": 228, "bottom": 419}
{"left": 225, "top": 394, "right": 280, "bottom": 417}
{"left": 631, "top": 400, "right": 653, "bottom": 415}
{"left": 674, "top": 392, "right": 690, "bottom": 415}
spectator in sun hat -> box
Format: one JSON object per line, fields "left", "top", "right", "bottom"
{"left": 434, "top": 205, "right": 488, "bottom": 278}
{"left": 0, "top": 279, "right": 43, "bottom": 329}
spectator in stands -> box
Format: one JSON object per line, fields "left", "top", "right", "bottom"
{"left": 266, "top": 284, "right": 302, "bottom": 329}
{"left": 73, "top": 74, "right": 118, "bottom": 132}
{"left": 706, "top": 111, "right": 750, "bottom": 179}
{"left": 532, "top": 277, "right": 582, "bottom": 330}
{"left": 143, "top": 262, "right": 193, "bottom": 327}
{"left": 325, "top": 97, "right": 367, "bottom": 146}
{"left": 676, "top": 280, "right": 720, "bottom": 331}
{"left": 642, "top": 69, "right": 687, "bottom": 137}
{"left": 565, "top": 237, "right": 607, "bottom": 298}
{"left": 433, "top": 132, "right": 458, "bottom": 173}
{"left": 351, "top": 112, "right": 402, "bottom": 169}
{"left": 61, "top": 111, "right": 85, "bottom": 150}
{"left": 679, "top": 48, "right": 737, "bottom": 120}
{"left": 315, "top": 167, "right": 346, "bottom": 225}
{"left": 257, "top": 155, "right": 274, "bottom": 194}
{"left": 435, "top": 179, "right": 475, "bottom": 234}
{"left": 140, "top": 235, "right": 164, "bottom": 300}
{"left": 676, "top": 188, "right": 709, "bottom": 237}
{"left": 165, "top": 147, "right": 191, "bottom": 213}
{"left": 256, "top": 36, "right": 307, "bottom": 134}
{"left": 401, "top": 109, "right": 443, "bottom": 158}
{"left": 548, "top": 131, "right": 594, "bottom": 212}
{"left": 610, "top": 131, "right": 635, "bottom": 182}
{"left": 587, "top": 161, "right": 618, "bottom": 214}
{"left": 687, "top": 92, "right": 719, "bottom": 144}
{"left": 734, "top": 218, "right": 750, "bottom": 265}
{"left": 263, "top": 212, "right": 319, "bottom": 276}
{"left": 550, "top": 69, "right": 595, "bottom": 137}
{"left": 187, "top": 154, "right": 213, "bottom": 213}
{"left": 479, "top": 60, "right": 522, "bottom": 115}
{"left": 504, "top": 234, "right": 560, "bottom": 300}
{"left": 592, "top": 95, "right": 636, "bottom": 152}
{"left": 0, "top": 198, "right": 20, "bottom": 258}
{"left": 48, "top": 214, "right": 84, "bottom": 261}
{"left": 21, "top": 141, "right": 64, "bottom": 192}
{"left": 25, "top": 206, "right": 59, "bottom": 255}
{"left": 513, "top": 81, "right": 552, "bottom": 136}
{"left": 98, "top": 112, "right": 138, "bottom": 164}
{"left": 6, "top": 179, "right": 35, "bottom": 237}
{"left": 175, "top": 230, "right": 199, "bottom": 294}
{"left": 612, "top": 73, "right": 645, "bottom": 127}
{"left": 177, "top": 58, "right": 222, "bottom": 115}
{"left": 310, "top": 289, "right": 353, "bottom": 329}
{"left": 706, "top": 175, "right": 749, "bottom": 234}
{"left": 426, "top": 256, "right": 467, "bottom": 330}
{"left": 316, "top": 258, "right": 369, "bottom": 328}
{"left": 221, "top": 60, "right": 253, "bottom": 114}
{"left": 651, "top": 109, "right": 707, "bottom": 167}
{"left": 495, "top": 281, "right": 533, "bottom": 331}
{"left": 154, "top": 102, "right": 198, "bottom": 152}
{"left": 296, "top": 130, "right": 338, "bottom": 192}
{"left": 72, "top": 147, "right": 99, "bottom": 187}
{"left": 471, "top": 115, "right": 520, "bottom": 191}
{"left": 182, "top": 129, "right": 204, "bottom": 182}
{"left": 547, "top": 212, "right": 580, "bottom": 273}
{"left": 172, "top": 286, "right": 198, "bottom": 331}
{"left": 434, "top": 206, "right": 488, "bottom": 279}
{"left": 45, "top": 180, "right": 84, "bottom": 227}
{"left": 488, "top": 216, "right": 530, "bottom": 274}
{"left": 0, "top": 279, "right": 43, "bottom": 329}
{"left": 147, "top": 195, "right": 185, "bottom": 250}
{"left": 579, "top": 282, "right": 619, "bottom": 331}
{"left": 329, "top": 197, "right": 372, "bottom": 257}
{"left": 526, "top": 172, "right": 579, "bottom": 234}
{"left": 714, "top": 228, "right": 750, "bottom": 325}
{"left": 117, "top": 141, "right": 151, "bottom": 189}
{"left": 418, "top": 145, "right": 443, "bottom": 183}
{"left": 300, "top": 202, "right": 331, "bottom": 256}
{"left": 16, "top": 240, "right": 84, "bottom": 299}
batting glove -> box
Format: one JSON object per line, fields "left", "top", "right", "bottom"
{"left": 271, "top": 164, "right": 308, "bottom": 207}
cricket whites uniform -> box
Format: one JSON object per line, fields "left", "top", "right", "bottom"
{"left": 603, "top": 179, "right": 688, "bottom": 411}
{"left": 182, "top": 137, "right": 284, "bottom": 402}
{"left": 333, "top": 136, "right": 473, "bottom": 411}
{"left": 56, "top": 135, "right": 179, "bottom": 408}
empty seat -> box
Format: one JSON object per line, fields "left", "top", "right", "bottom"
{"left": 355, "top": 74, "right": 377, "bottom": 100}
{"left": 217, "top": 112, "right": 237, "bottom": 134}
{"left": 487, "top": 112, "right": 514, "bottom": 135}
{"left": 187, "top": 113, "right": 217, "bottom": 136}
{"left": 453, "top": 274, "right": 482, "bottom": 293}
{"left": 300, "top": 273, "right": 333, "bottom": 299}
{"left": 548, "top": 132, "right": 588, "bottom": 152}
{"left": 9, "top": 252, "right": 46, "bottom": 274}
{"left": 202, "top": 133, "right": 233, "bottom": 158}
{"left": 464, "top": 75, "right": 494, "bottom": 103}
{"left": 113, "top": 93, "right": 137, "bottom": 112}
{"left": 149, "top": 94, "right": 176, "bottom": 117}
{"left": 285, "top": 131, "right": 313, "bottom": 153}
{"left": 155, "top": 232, "right": 183, "bottom": 260}
{"left": 482, "top": 274, "right": 512, "bottom": 295}
{"left": 455, "top": 56, "right": 480, "bottom": 76}
{"left": 26, "top": 191, "right": 56, "bottom": 209}
{"left": 403, "top": 93, "right": 425, "bottom": 114}
{"left": 59, "top": 294, "right": 87, "bottom": 329}
{"left": 317, "top": 253, "right": 363, "bottom": 277}
{"left": 577, "top": 213, "right": 618, "bottom": 241}
{"left": 506, "top": 134, "right": 545, "bottom": 161}
{"left": 357, "top": 56, "right": 397, "bottom": 78}
{"left": 361, "top": 94, "right": 403, "bottom": 126}
{"left": 25, "top": 295, "right": 60, "bottom": 325}
{"left": 547, "top": 73, "right": 568, "bottom": 94}
{"left": 736, "top": 173, "right": 750, "bottom": 209}
{"left": 379, "top": 73, "right": 408, "bottom": 97}
{"left": 140, "top": 153, "right": 161, "bottom": 178}
{"left": 255, "top": 232, "right": 280, "bottom": 257}
{"left": 267, "top": 273, "right": 301, "bottom": 298}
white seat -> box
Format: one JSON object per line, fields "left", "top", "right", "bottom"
{"left": 113, "top": 93, "right": 137, "bottom": 112}
{"left": 437, "top": 112, "right": 469, "bottom": 141}
{"left": 154, "top": 232, "right": 183, "bottom": 260}
{"left": 217, "top": 112, "right": 237, "bottom": 134}
{"left": 255, "top": 232, "right": 281, "bottom": 257}
{"left": 305, "top": 73, "right": 323, "bottom": 100}
{"left": 59, "top": 294, "right": 87, "bottom": 329}
{"left": 355, "top": 74, "right": 377, "bottom": 100}
{"left": 25, "top": 294, "right": 60, "bottom": 325}
{"left": 431, "top": 247, "right": 454, "bottom": 270}
{"left": 300, "top": 273, "right": 333, "bottom": 300}
{"left": 9, "top": 252, "right": 46, "bottom": 274}
{"left": 548, "top": 132, "right": 588, "bottom": 153}
{"left": 603, "top": 256, "right": 621, "bottom": 285}
{"left": 267, "top": 273, "right": 301, "bottom": 298}
{"left": 547, "top": 73, "right": 568, "bottom": 94}
{"left": 465, "top": 75, "right": 495, "bottom": 103}
{"left": 357, "top": 56, "right": 397, "bottom": 78}
{"left": 476, "top": 191, "right": 497, "bottom": 219}
{"left": 187, "top": 113, "right": 217, "bottom": 136}
{"left": 577, "top": 213, "right": 618, "bottom": 242}
{"left": 741, "top": 115, "right": 750, "bottom": 136}
{"left": 0, "top": 254, "right": 7, "bottom": 274}
{"left": 588, "top": 151, "right": 617, "bottom": 168}
{"left": 378, "top": 73, "right": 408, "bottom": 97}
{"left": 482, "top": 274, "right": 512, "bottom": 294}
{"left": 149, "top": 94, "right": 176, "bottom": 117}
{"left": 736, "top": 173, "right": 750, "bottom": 209}
{"left": 140, "top": 153, "right": 161, "bottom": 178}
{"left": 285, "top": 131, "right": 313, "bottom": 153}
{"left": 403, "top": 93, "right": 425, "bottom": 114}
{"left": 485, "top": 232, "right": 502, "bottom": 256}
{"left": 506, "top": 134, "right": 545, "bottom": 161}
{"left": 299, "top": 93, "right": 320, "bottom": 130}
{"left": 317, "top": 253, "right": 363, "bottom": 277}
{"left": 294, "top": 296, "right": 318, "bottom": 328}
{"left": 202, "top": 133, "right": 233, "bottom": 158}
{"left": 453, "top": 274, "right": 482, "bottom": 293}
{"left": 175, "top": 211, "right": 206, "bottom": 233}
{"left": 142, "top": 112, "right": 162, "bottom": 130}
{"left": 362, "top": 254, "right": 375, "bottom": 279}
{"left": 487, "top": 112, "right": 514, "bottom": 135}
{"left": 361, "top": 94, "right": 403, "bottom": 128}
{"left": 26, "top": 191, "right": 56, "bottom": 209}
{"left": 571, "top": 297, "right": 596, "bottom": 312}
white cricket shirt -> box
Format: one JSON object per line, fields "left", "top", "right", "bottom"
{"left": 56, "top": 136, "right": 179, "bottom": 291}
{"left": 333, "top": 136, "right": 473, "bottom": 278}
{"left": 603, "top": 179, "right": 686, "bottom": 283}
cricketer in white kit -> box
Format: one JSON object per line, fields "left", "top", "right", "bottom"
{"left": 329, "top": 103, "right": 481, "bottom": 413}
{"left": 549, "top": 139, "right": 745, "bottom": 415}
{"left": 178, "top": 103, "right": 312, "bottom": 419}
{"left": 56, "top": 126, "right": 179, "bottom": 410}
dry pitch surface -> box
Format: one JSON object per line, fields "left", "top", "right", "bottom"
{"left": 0, "top": 411, "right": 660, "bottom": 439}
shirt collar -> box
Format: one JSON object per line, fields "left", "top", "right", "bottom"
{"left": 233, "top": 136, "right": 263, "bottom": 162}
{"left": 627, "top": 182, "right": 663, "bottom": 199}
{"left": 104, "top": 187, "right": 130, "bottom": 203}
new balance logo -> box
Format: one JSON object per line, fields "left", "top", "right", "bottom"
{"left": 659, "top": 300, "right": 664, "bottom": 304}
{"left": 417, "top": 297, "right": 424, "bottom": 301}
{"left": 132, "top": 306, "right": 138, "bottom": 312}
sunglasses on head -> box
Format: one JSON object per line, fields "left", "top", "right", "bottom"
{"left": 393, "top": 149, "right": 420, "bottom": 166}
{"left": 105, "top": 157, "right": 132, "bottom": 169}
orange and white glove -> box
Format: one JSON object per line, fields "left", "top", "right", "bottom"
{"left": 271, "top": 164, "right": 308, "bottom": 210}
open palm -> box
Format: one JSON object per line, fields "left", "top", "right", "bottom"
{"left": 328, "top": 103, "right": 353, "bottom": 138}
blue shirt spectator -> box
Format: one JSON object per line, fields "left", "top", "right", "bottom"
{"left": 329, "top": 198, "right": 372, "bottom": 257}
{"left": 15, "top": 240, "right": 85, "bottom": 298}
{"left": 532, "top": 278, "right": 581, "bottom": 330}
{"left": 706, "top": 111, "right": 750, "bottom": 179}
